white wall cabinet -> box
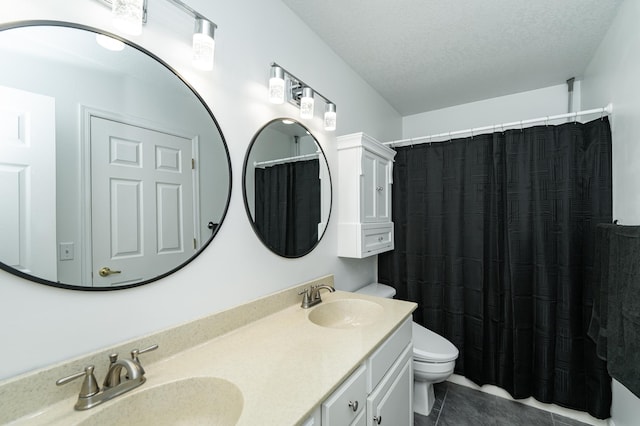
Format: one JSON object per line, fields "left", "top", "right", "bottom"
{"left": 321, "top": 318, "right": 413, "bottom": 426}
{"left": 337, "top": 133, "right": 396, "bottom": 258}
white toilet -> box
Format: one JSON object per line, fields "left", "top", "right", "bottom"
{"left": 355, "top": 283, "right": 459, "bottom": 416}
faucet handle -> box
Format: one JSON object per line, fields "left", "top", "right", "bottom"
{"left": 130, "top": 344, "right": 158, "bottom": 362}
{"left": 298, "top": 287, "right": 313, "bottom": 308}
{"left": 130, "top": 344, "right": 158, "bottom": 374}
{"left": 56, "top": 365, "right": 100, "bottom": 398}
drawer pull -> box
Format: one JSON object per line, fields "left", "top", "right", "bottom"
{"left": 348, "top": 400, "right": 358, "bottom": 412}
{"left": 373, "top": 415, "right": 382, "bottom": 424}
{"left": 376, "top": 186, "right": 383, "bottom": 191}
{"left": 378, "top": 236, "right": 383, "bottom": 242}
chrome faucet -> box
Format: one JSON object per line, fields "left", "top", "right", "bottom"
{"left": 299, "top": 284, "right": 335, "bottom": 308}
{"left": 56, "top": 344, "right": 158, "bottom": 411}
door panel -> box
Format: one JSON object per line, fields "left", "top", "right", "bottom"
{"left": 362, "top": 151, "right": 377, "bottom": 222}
{"left": 0, "top": 85, "right": 56, "bottom": 280}
{"left": 91, "top": 116, "right": 194, "bottom": 286}
{"left": 375, "top": 157, "right": 390, "bottom": 222}
{"left": 156, "top": 183, "right": 183, "bottom": 253}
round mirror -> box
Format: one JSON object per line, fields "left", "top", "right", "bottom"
{"left": 0, "top": 23, "right": 231, "bottom": 290}
{"left": 243, "top": 119, "right": 331, "bottom": 258}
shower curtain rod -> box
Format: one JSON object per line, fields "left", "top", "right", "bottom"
{"left": 254, "top": 152, "right": 319, "bottom": 168}
{"left": 384, "top": 103, "right": 613, "bottom": 148}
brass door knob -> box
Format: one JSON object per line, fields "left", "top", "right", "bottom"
{"left": 99, "top": 267, "right": 122, "bottom": 277}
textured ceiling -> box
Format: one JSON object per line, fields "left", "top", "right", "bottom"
{"left": 280, "top": 0, "right": 623, "bottom": 116}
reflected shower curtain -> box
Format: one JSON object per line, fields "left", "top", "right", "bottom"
{"left": 255, "top": 159, "right": 320, "bottom": 256}
{"left": 378, "top": 118, "right": 612, "bottom": 418}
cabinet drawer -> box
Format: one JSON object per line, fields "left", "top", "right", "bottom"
{"left": 362, "top": 224, "right": 393, "bottom": 254}
{"left": 366, "top": 317, "right": 412, "bottom": 392}
{"left": 322, "top": 364, "right": 367, "bottom": 425}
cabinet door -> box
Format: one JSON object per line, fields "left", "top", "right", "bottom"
{"left": 362, "top": 150, "right": 391, "bottom": 224}
{"left": 361, "top": 150, "right": 378, "bottom": 223}
{"left": 322, "top": 365, "right": 367, "bottom": 425}
{"left": 367, "top": 348, "right": 413, "bottom": 426}
{"left": 375, "top": 156, "right": 391, "bottom": 222}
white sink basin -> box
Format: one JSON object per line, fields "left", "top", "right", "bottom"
{"left": 78, "top": 377, "right": 243, "bottom": 426}
{"left": 308, "top": 299, "right": 384, "bottom": 329}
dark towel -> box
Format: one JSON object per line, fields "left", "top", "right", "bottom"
{"left": 588, "top": 224, "right": 640, "bottom": 398}
{"left": 588, "top": 225, "right": 612, "bottom": 360}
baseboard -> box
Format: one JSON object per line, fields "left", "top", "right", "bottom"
{"left": 447, "top": 374, "right": 610, "bottom": 426}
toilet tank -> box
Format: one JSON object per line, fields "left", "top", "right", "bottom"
{"left": 355, "top": 283, "right": 396, "bottom": 299}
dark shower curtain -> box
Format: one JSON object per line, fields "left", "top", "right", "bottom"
{"left": 255, "top": 159, "right": 320, "bottom": 257}
{"left": 378, "top": 118, "right": 612, "bottom": 418}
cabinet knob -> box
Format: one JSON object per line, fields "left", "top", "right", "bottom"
{"left": 376, "top": 186, "right": 383, "bottom": 191}
{"left": 373, "top": 415, "right": 382, "bottom": 424}
{"left": 378, "top": 236, "right": 383, "bottom": 242}
{"left": 348, "top": 400, "right": 358, "bottom": 412}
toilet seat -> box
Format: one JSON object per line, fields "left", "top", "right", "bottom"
{"left": 412, "top": 322, "right": 459, "bottom": 363}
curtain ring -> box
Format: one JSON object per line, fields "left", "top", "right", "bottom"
{"left": 519, "top": 120, "right": 523, "bottom": 132}
{"left": 429, "top": 134, "right": 432, "bottom": 146}
{"left": 448, "top": 131, "right": 452, "bottom": 142}
{"left": 470, "top": 128, "right": 474, "bottom": 139}
{"left": 545, "top": 116, "right": 549, "bottom": 127}
{"left": 600, "top": 109, "right": 605, "bottom": 121}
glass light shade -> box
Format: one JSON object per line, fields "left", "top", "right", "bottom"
{"left": 95, "top": 34, "right": 125, "bottom": 51}
{"left": 192, "top": 19, "right": 215, "bottom": 71}
{"left": 300, "top": 87, "right": 314, "bottom": 119}
{"left": 112, "top": 0, "right": 144, "bottom": 36}
{"left": 324, "top": 103, "right": 337, "bottom": 131}
{"left": 268, "top": 66, "right": 285, "bottom": 104}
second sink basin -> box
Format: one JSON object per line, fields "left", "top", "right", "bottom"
{"left": 77, "top": 377, "right": 243, "bottom": 426}
{"left": 308, "top": 298, "right": 384, "bottom": 329}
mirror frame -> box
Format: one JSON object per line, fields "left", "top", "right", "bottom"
{"left": 0, "top": 20, "right": 232, "bottom": 291}
{"left": 242, "top": 118, "right": 332, "bottom": 258}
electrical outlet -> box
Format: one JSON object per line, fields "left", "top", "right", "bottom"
{"left": 59, "top": 242, "right": 74, "bottom": 261}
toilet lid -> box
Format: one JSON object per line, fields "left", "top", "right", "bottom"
{"left": 412, "top": 322, "right": 459, "bottom": 362}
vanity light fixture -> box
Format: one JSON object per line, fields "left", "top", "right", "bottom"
{"left": 100, "top": 0, "right": 218, "bottom": 71}
{"left": 192, "top": 18, "right": 216, "bottom": 71}
{"left": 269, "top": 65, "right": 286, "bottom": 104}
{"left": 166, "top": 0, "right": 217, "bottom": 71}
{"left": 324, "top": 103, "right": 337, "bottom": 131}
{"left": 111, "top": 0, "right": 146, "bottom": 36}
{"left": 268, "top": 62, "right": 337, "bottom": 131}
{"left": 299, "top": 87, "right": 315, "bottom": 119}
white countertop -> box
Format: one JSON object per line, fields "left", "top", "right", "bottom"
{"left": 8, "top": 290, "right": 416, "bottom": 425}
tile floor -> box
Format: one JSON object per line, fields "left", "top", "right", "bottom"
{"left": 414, "top": 382, "right": 592, "bottom": 426}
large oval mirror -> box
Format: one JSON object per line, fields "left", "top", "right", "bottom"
{"left": 0, "top": 22, "right": 231, "bottom": 290}
{"left": 243, "top": 119, "right": 331, "bottom": 258}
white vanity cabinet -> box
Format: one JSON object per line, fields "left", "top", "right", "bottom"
{"left": 337, "top": 133, "right": 396, "bottom": 258}
{"left": 321, "top": 318, "right": 413, "bottom": 426}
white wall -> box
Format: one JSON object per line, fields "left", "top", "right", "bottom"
{"left": 580, "top": 1, "right": 640, "bottom": 425}
{"left": 402, "top": 83, "right": 576, "bottom": 140}
{"left": 0, "top": 0, "right": 401, "bottom": 380}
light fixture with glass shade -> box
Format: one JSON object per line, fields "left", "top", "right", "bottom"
{"left": 269, "top": 65, "right": 285, "bottom": 104}
{"left": 100, "top": 0, "right": 218, "bottom": 71}
{"left": 300, "top": 87, "right": 315, "bottom": 119}
{"left": 111, "top": 0, "right": 145, "bottom": 36}
{"left": 192, "top": 18, "right": 216, "bottom": 71}
{"left": 267, "top": 62, "right": 337, "bottom": 130}
{"left": 324, "top": 103, "right": 337, "bottom": 131}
